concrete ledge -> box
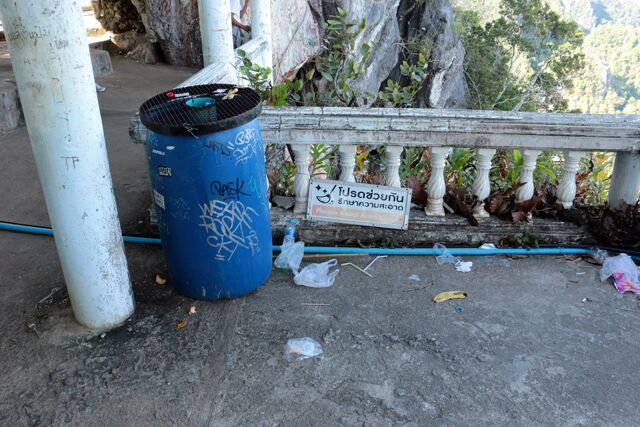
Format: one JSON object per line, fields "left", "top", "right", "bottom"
{"left": 0, "top": 80, "right": 22, "bottom": 133}
{"left": 270, "top": 207, "right": 596, "bottom": 247}
{"left": 90, "top": 48, "right": 112, "bottom": 77}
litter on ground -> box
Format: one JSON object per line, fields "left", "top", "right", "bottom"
{"left": 599, "top": 253, "right": 640, "bottom": 294}
{"left": 433, "top": 291, "right": 467, "bottom": 303}
{"left": 294, "top": 259, "right": 340, "bottom": 288}
{"left": 434, "top": 243, "right": 473, "bottom": 273}
{"left": 341, "top": 262, "right": 372, "bottom": 277}
{"left": 284, "top": 337, "right": 323, "bottom": 361}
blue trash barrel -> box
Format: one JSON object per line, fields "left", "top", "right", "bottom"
{"left": 139, "top": 84, "right": 272, "bottom": 300}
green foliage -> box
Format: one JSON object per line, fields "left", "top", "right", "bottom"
{"left": 277, "top": 162, "right": 296, "bottom": 196}
{"left": 378, "top": 34, "right": 431, "bottom": 108}
{"left": 455, "top": 0, "right": 584, "bottom": 112}
{"left": 310, "top": 144, "right": 334, "bottom": 177}
{"left": 236, "top": 49, "right": 273, "bottom": 101}
{"left": 568, "top": 24, "right": 640, "bottom": 114}
{"left": 446, "top": 148, "right": 477, "bottom": 188}
{"left": 399, "top": 148, "right": 429, "bottom": 183}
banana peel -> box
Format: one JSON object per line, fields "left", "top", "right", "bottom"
{"left": 433, "top": 291, "right": 467, "bottom": 304}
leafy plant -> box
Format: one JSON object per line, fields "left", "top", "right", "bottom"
{"left": 455, "top": 0, "right": 584, "bottom": 112}
{"left": 310, "top": 144, "right": 334, "bottom": 177}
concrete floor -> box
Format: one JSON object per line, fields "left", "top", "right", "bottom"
{"left": 1, "top": 56, "right": 640, "bottom": 426}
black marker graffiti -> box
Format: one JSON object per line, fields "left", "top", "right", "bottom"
{"left": 203, "top": 139, "right": 231, "bottom": 157}
{"left": 210, "top": 178, "right": 250, "bottom": 201}
{"left": 61, "top": 156, "right": 80, "bottom": 170}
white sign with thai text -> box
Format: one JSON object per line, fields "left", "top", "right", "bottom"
{"left": 307, "top": 179, "right": 412, "bottom": 230}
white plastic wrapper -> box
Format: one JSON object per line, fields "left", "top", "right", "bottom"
{"left": 284, "top": 337, "right": 323, "bottom": 361}
{"left": 294, "top": 259, "right": 340, "bottom": 288}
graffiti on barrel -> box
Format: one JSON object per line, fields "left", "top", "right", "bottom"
{"left": 198, "top": 199, "right": 259, "bottom": 261}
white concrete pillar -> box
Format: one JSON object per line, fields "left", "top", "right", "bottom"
{"left": 198, "top": 0, "right": 235, "bottom": 74}
{"left": 384, "top": 146, "right": 403, "bottom": 188}
{"left": 425, "top": 147, "right": 449, "bottom": 216}
{"left": 472, "top": 148, "right": 496, "bottom": 217}
{"left": 338, "top": 145, "right": 357, "bottom": 183}
{"left": 250, "top": 0, "right": 273, "bottom": 77}
{"left": 0, "top": 0, "right": 134, "bottom": 330}
{"left": 515, "top": 150, "right": 542, "bottom": 203}
{"left": 608, "top": 151, "right": 640, "bottom": 208}
{"left": 292, "top": 145, "right": 311, "bottom": 214}
{"left": 556, "top": 150, "right": 585, "bottom": 209}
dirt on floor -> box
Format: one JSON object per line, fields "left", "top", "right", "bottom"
{"left": 1, "top": 56, "right": 640, "bottom": 426}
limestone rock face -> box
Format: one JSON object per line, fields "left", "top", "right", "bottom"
{"left": 322, "top": 0, "right": 401, "bottom": 106}
{"left": 136, "top": 0, "right": 202, "bottom": 67}
{"left": 270, "top": 0, "right": 323, "bottom": 82}
{"left": 413, "top": 0, "right": 469, "bottom": 108}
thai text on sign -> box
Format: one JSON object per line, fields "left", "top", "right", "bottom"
{"left": 307, "top": 179, "right": 412, "bottom": 230}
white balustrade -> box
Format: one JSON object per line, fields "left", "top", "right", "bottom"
{"left": 292, "top": 145, "right": 311, "bottom": 214}
{"left": 515, "top": 150, "right": 542, "bottom": 203}
{"left": 556, "top": 150, "right": 585, "bottom": 209}
{"left": 425, "top": 147, "right": 449, "bottom": 216}
{"left": 338, "top": 145, "right": 357, "bottom": 183}
{"left": 471, "top": 148, "right": 496, "bottom": 217}
{"left": 384, "top": 146, "right": 403, "bottom": 188}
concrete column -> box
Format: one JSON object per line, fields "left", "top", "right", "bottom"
{"left": 608, "top": 151, "right": 640, "bottom": 208}
{"left": 250, "top": 0, "right": 273, "bottom": 77}
{"left": 198, "top": 0, "right": 235, "bottom": 72}
{"left": 0, "top": 0, "right": 134, "bottom": 330}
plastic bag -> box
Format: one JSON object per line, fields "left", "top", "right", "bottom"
{"left": 433, "top": 243, "right": 473, "bottom": 273}
{"left": 434, "top": 243, "right": 459, "bottom": 265}
{"left": 294, "top": 259, "right": 340, "bottom": 288}
{"left": 284, "top": 337, "right": 323, "bottom": 361}
{"left": 274, "top": 241, "right": 305, "bottom": 271}
{"left": 599, "top": 253, "right": 640, "bottom": 294}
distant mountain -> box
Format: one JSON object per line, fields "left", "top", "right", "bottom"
{"left": 546, "top": 0, "right": 640, "bottom": 30}
{"left": 452, "top": 0, "right": 640, "bottom": 114}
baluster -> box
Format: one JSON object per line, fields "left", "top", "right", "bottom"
{"left": 556, "top": 150, "right": 585, "bottom": 209}
{"left": 471, "top": 148, "right": 496, "bottom": 217}
{"left": 515, "top": 150, "right": 542, "bottom": 203}
{"left": 338, "top": 145, "right": 357, "bottom": 183}
{"left": 608, "top": 152, "right": 640, "bottom": 209}
{"left": 425, "top": 146, "right": 449, "bottom": 216}
{"left": 292, "top": 145, "right": 311, "bottom": 214}
{"left": 384, "top": 146, "right": 403, "bottom": 187}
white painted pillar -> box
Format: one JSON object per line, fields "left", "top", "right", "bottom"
{"left": 472, "top": 148, "right": 496, "bottom": 217}
{"left": 515, "top": 150, "right": 542, "bottom": 203}
{"left": 384, "top": 146, "right": 403, "bottom": 188}
{"left": 292, "top": 145, "right": 311, "bottom": 214}
{"left": 425, "top": 147, "right": 449, "bottom": 216}
{"left": 250, "top": 0, "right": 273, "bottom": 78}
{"left": 0, "top": 0, "right": 134, "bottom": 330}
{"left": 556, "top": 150, "right": 585, "bottom": 209}
{"left": 198, "top": 0, "right": 236, "bottom": 76}
{"left": 338, "top": 145, "right": 357, "bottom": 183}
{"left": 608, "top": 151, "right": 640, "bottom": 208}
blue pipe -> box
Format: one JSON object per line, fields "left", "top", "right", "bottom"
{"left": 1, "top": 221, "right": 597, "bottom": 256}
{"left": 271, "top": 245, "right": 593, "bottom": 256}
{"left": 0, "top": 222, "right": 162, "bottom": 245}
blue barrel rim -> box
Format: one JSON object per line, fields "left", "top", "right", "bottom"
{"left": 139, "top": 84, "right": 262, "bottom": 137}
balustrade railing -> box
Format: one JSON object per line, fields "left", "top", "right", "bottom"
{"left": 260, "top": 107, "right": 640, "bottom": 217}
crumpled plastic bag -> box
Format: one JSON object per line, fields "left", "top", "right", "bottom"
{"left": 274, "top": 241, "right": 305, "bottom": 271}
{"left": 433, "top": 243, "right": 473, "bottom": 273}
{"left": 599, "top": 253, "right": 640, "bottom": 294}
{"left": 294, "top": 259, "right": 340, "bottom": 288}
{"left": 284, "top": 337, "right": 323, "bottom": 361}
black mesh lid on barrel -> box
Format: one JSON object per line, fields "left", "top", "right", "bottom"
{"left": 139, "top": 84, "right": 262, "bottom": 137}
